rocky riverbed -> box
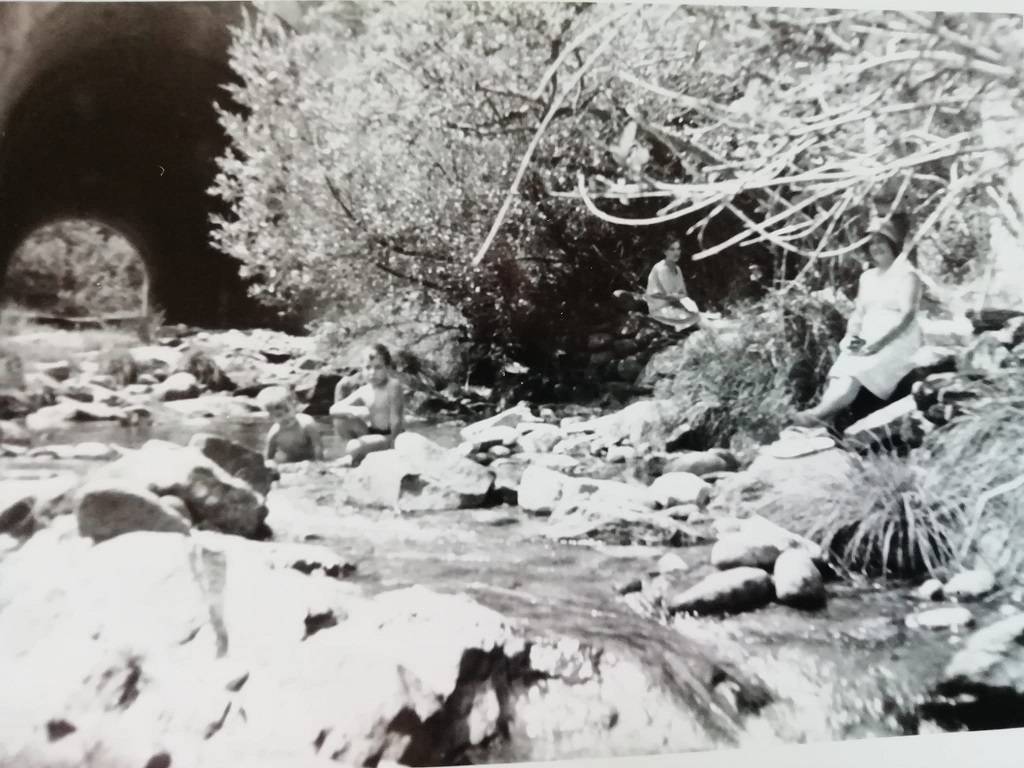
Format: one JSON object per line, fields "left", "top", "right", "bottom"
{"left": 2, "top": 324, "right": 1024, "bottom": 767}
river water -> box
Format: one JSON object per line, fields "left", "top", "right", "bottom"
{"left": 1, "top": 411, "right": 990, "bottom": 758}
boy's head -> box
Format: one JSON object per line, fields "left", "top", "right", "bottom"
{"left": 364, "top": 344, "right": 392, "bottom": 386}
{"left": 257, "top": 385, "right": 297, "bottom": 424}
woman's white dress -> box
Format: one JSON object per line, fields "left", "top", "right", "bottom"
{"left": 829, "top": 259, "right": 923, "bottom": 400}
{"left": 645, "top": 260, "right": 697, "bottom": 330}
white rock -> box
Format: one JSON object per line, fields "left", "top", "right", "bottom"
{"left": 906, "top": 606, "right": 975, "bottom": 631}
{"left": 915, "top": 578, "right": 945, "bottom": 601}
{"left": 656, "top": 552, "right": 688, "bottom": 574}
{"left": 772, "top": 549, "right": 826, "bottom": 609}
{"left": 945, "top": 568, "right": 997, "bottom": 601}
{"left": 515, "top": 423, "right": 562, "bottom": 454}
{"left": 648, "top": 472, "right": 711, "bottom": 508}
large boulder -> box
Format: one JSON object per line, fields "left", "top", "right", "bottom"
{"left": 517, "top": 465, "right": 654, "bottom": 516}
{"left": 0, "top": 472, "right": 81, "bottom": 538}
{"left": 75, "top": 440, "right": 268, "bottom": 538}
{"left": 189, "top": 433, "right": 278, "bottom": 496}
{"left": 924, "top": 613, "right": 1024, "bottom": 730}
{"left": 772, "top": 549, "right": 826, "bottom": 609}
{"left": 668, "top": 567, "right": 774, "bottom": 616}
{"left": 155, "top": 371, "right": 201, "bottom": 401}
{"left": 564, "top": 399, "right": 688, "bottom": 451}
{"left": 460, "top": 404, "right": 535, "bottom": 442}
{"left": 710, "top": 515, "right": 823, "bottom": 570}
{"left": 342, "top": 433, "right": 494, "bottom": 512}
{"left": 708, "top": 446, "right": 859, "bottom": 538}
{"left": 0, "top": 527, "right": 768, "bottom": 767}
{"left": 76, "top": 484, "right": 193, "bottom": 541}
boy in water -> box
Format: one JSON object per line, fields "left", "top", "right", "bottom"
{"left": 329, "top": 343, "right": 405, "bottom": 466}
{"left": 258, "top": 385, "right": 324, "bottom": 463}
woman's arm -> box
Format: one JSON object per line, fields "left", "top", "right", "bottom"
{"left": 860, "top": 270, "right": 920, "bottom": 355}
{"left": 841, "top": 274, "right": 869, "bottom": 348}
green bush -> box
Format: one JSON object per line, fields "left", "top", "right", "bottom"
{"left": 4, "top": 220, "right": 146, "bottom": 317}
{"left": 666, "top": 288, "right": 847, "bottom": 449}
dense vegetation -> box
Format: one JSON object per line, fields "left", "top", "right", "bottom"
{"left": 3, "top": 220, "right": 147, "bottom": 317}
{"left": 209, "top": 4, "right": 1020, "bottom": 372}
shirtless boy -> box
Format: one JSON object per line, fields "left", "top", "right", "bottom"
{"left": 258, "top": 385, "right": 324, "bottom": 463}
{"left": 329, "top": 344, "right": 405, "bottom": 466}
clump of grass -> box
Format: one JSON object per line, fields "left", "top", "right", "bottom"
{"left": 916, "top": 382, "right": 1024, "bottom": 579}
{"left": 669, "top": 289, "right": 847, "bottom": 448}
{"left": 806, "top": 451, "right": 963, "bottom": 579}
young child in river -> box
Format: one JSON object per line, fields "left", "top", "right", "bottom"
{"left": 258, "top": 385, "right": 324, "bottom": 464}
{"left": 329, "top": 343, "right": 405, "bottom": 466}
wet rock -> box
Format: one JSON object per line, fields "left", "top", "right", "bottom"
{"left": 518, "top": 465, "right": 654, "bottom": 516}
{"left": 606, "top": 445, "right": 637, "bottom": 464}
{"left": 916, "top": 578, "right": 945, "bottom": 601}
{"left": 944, "top": 568, "right": 997, "bottom": 602}
{"left": 25, "top": 400, "right": 126, "bottom": 431}
{"left": 924, "top": 613, "right": 1024, "bottom": 730}
{"left": 958, "top": 332, "right": 1012, "bottom": 374}
{"left": 0, "top": 389, "right": 34, "bottom": 419}
{"left": 39, "top": 360, "right": 72, "bottom": 382}
{"left": 0, "top": 419, "right": 30, "bottom": 446}
{"left": 842, "top": 396, "right": 926, "bottom": 450}
{"left": 189, "top": 433, "right": 277, "bottom": 496}
{"left": 79, "top": 440, "right": 267, "bottom": 538}
{"left": 711, "top": 535, "right": 782, "bottom": 570}
{"left": 708, "top": 449, "right": 859, "bottom": 538}
{"left": 568, "top": 399, "right": 688, "bottom": 451}
{"left": 460, "top": 425, "right": 518, "bottom": 453}
{"left": 343, "top": 434, "right": 494, "bottom": 512}
{"left": 657, "top": 552, "right": 688, "bottom": 574}
{"left": 710, "top": 515, "right": 822, "bottom": 570}
{"left": 906, "top": 606, "right": 974, "bottom": 631}
{"left": 648, "top": 472, "right": 711, "bottom": 508}
{"left": 76, "top": 484, "right": 193, "bottom": 541}
{"left": 0, "top": 483, "right": 36, "bottom": 536}
{"left": 460, "top": 404, "right": 534, "bottom": 443}
{"left": 546, "top": 498, "right": 700, "bottom": 547}
{"left": 772, "top": 549, "right": 825, "bottom": 609}
{"left": 129, "top": 345, "right": 182, "bottom": 377}
{"left": 28, "top": 442, "right": 121, "bottom": 461}
{"left": 163, "top": 394, "right": 265, "bottom": 419}
{"left": 155, "top": 371, "right": 201, "bottom": 401}
{"left": 662, "top": 451, "right": 730, "bottom": 477}
{"left": 668, "top": 567, "right": 773, "bottom": 616}
{"left": 515, "top": 423, "right": 561, "bottom": 453}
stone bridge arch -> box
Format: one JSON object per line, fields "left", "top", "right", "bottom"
{"left": 0, "top": 1, "right": 278, "bottom": 326}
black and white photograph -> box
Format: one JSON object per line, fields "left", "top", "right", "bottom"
{"left": 0, "top": 1, "right": 1023, "bottom": 766}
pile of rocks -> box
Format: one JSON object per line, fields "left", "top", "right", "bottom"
{"left": 0, "top": 433, "right": 272, "bottom": 544}
{"left": 619, "top": 515, "right": 827, "bottom": 619}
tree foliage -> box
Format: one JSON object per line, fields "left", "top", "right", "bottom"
{"left": 3, "top": 220, "right": 147, "bottom": 317}
{"left": 210, "top": 3, "right": 1023, "bottom": 380}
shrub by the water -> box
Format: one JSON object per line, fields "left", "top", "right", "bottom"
{"left": 667, "top": 289, "right": 847, "bottom": 449}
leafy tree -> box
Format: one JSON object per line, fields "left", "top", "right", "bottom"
{"left": 4, "top": 220, "right": 147, "bottom": 316}
{"left": 210, "top": 3, "right": 1023, "bottom": 386}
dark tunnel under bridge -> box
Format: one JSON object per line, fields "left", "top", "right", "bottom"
{"left": 0, "top": 1, "right": 287, "bottom": 326}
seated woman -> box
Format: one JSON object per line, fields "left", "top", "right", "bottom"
{"left": 644, "top": 236, "right": 701, "bottom": 330}
{"left": 793, "top": 214, "right": 923, "bottom": 428}
{"left": 329, "top": 343, "right": 405, "bottom": 466}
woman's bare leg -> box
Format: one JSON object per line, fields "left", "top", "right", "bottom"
{"left": 793, "top": 376, "right": 860, "bottom": 426}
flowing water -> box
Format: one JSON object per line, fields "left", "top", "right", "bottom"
{"left": 2, "top": 412, "right": 994, "bottom": 757}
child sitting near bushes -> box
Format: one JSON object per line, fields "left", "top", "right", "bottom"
{"left": 258, "top": 385, "right": 324, "bottom": 464}
{"left": 329, "top": 343, "right": 405, "bottom": 466}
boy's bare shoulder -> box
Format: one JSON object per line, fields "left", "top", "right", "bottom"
{"left": 387, "top": 378, "right": 405, "bottom": 396}
{"left": 296, "top": 413, "right": 318, "bottom": 429}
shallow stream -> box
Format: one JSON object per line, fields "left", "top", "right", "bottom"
{"left": 2, "top": 412, "right": 998, "bottom": 756}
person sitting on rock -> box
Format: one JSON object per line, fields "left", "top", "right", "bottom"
{"left": 644, "top": 236, "right": 701, "bottom": 331}
{"left": 792, "top": 213, "right": 924, "bottom": 428}
{"left": 258, "top": 385, "right": 324, "bottom": 464}
{"left": 329, "top": 343, "right": 405, "bottom": 466}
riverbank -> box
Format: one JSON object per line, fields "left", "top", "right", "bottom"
{"left": 3, "top": 322, "right": 1024, "bottom": 765}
